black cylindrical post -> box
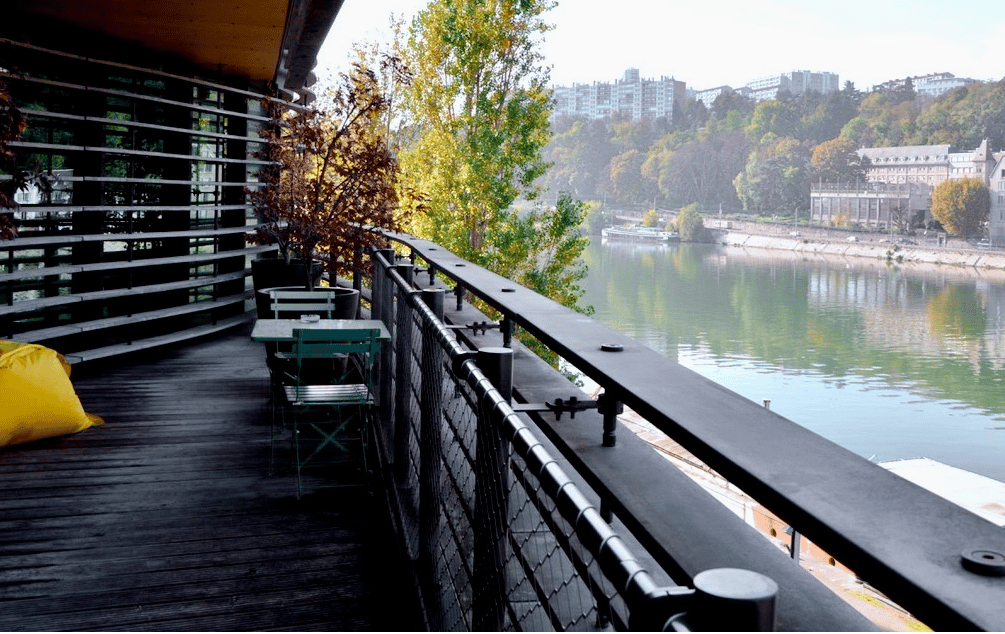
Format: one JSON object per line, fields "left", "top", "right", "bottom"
{"left": 685, "top": 568, "right": 778, "bottom": 632}
{"left": 472, "top": 347, "right": 513, "bottom": 631}
{"left": 374, "top": 249, "right": 395, "bottom": 436}
{"left": 454, "top": 284, "right": 464, "bottom": 311}
{"left": 501, "top": 316, "right": 513, "bottom": 348}
{"left": 352, "top": 244, "right": 363, "bottom": 308}
{"left": 419, "top": 288, "right": 445, "bottom": 629}
{"left": 393, "top": 264, "right": 415, "bottom": 487}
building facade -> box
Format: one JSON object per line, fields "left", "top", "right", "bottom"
{"left": 692, "top": 86, "right": 733, "bottom": 109}
{"left": 743, "top": 70, "right": 839, "bottom": 101}
{"left": 873, "top": 72, "right": 983, "bottom": 98}
{"left": 552, "top": 68, "right": 686, "bottom": 122}
{"left": 1, "top": 0, "right": 341, "bottom": 362}
{"left": 812, "top": 140, "right": 1003, "bottom": 233}
{"left": 858, "top": 140, "right": 996, "bottom": 188}
{"left": 988, "top": 156, "right": 1005, "bottom": 245}
{"left": 810, "top": 183, "right": 930, "bottom": 230}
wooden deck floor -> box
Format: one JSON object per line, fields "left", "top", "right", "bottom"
{"left": 0, "top": 325, "right": 423, "bottom": 631}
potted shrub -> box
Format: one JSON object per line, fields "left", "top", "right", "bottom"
{"left": 249, "top": 56, "right": 419, "bottom": 317}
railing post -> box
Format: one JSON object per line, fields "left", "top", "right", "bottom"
{"left": 352, "top": 244, "right": 363, "bottom": 318}
{"left": 419, "top": 288, "right": 445, "bottom": 629}
{"left": 473, "top": 347, "right": 512, "bottom": 631}
{"left": 392, "top": 264, "right": 415, "bottom": 488}
{"left": 684, "top": 568, "right": 778, "bottom": 631}
{"left": 373, "top": 249, "right": 395, "bottom": 435}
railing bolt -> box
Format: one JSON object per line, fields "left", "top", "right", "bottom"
{"left": 961, "top": 547, "right": 1005, "bottom": 576}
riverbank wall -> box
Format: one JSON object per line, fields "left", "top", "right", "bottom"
{"left": 716, "top": 230, "right": 1005, "bottom": 272}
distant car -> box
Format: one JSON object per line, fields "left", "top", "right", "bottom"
{"left": 847, "top": 236, "right": 858, "bottom": 242}
{"left": 789, "top": 231, "right": 801, "bottom": 237}
{"left": 896, "top": 238, "right": 917, "bottom": 245}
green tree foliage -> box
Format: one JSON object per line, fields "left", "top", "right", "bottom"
{"left": 487, "top": 192, "right": 590, "bottom": 310}
{"left": 911, "top": 80, "right": 1005, "bottom": 149}
{"left": 734, "top": 136, "right": 810, "bottom": 213}
{"left": 400, "top": 0, "right": 591, "bottom": 317}
{"left": 608, "top": 149, "right": 653, "bottom": 203}
{"left": 641, "top": 208, "right": 659, "bottom": 227}
{"left": 542, "top": 117, "right": 616, "bottom": 199}
{"left": 401, "top": 0, "right": 553, "bottom": 265}
{"left": 675, "top": 202, "right": 705, "bottom": 242}
{"left": 643, "top": 124, "right": 748, "bottom": 209}
{"left": 747, "top": 100, "right": 800, "bottom": 140}
{"left": 810, "top": 137, "right": 868, "bottom": 184}
{"left": 539, "top": 73, "right": 1002, "bottom": 216}
{"left": 710, "top": 91, "right": 756, "bottom": 124}
{"left": 841, "top": 90, "right": 917, "bottom": 147}
{"left": 930, "top": 177, "right": 990, "bottom": 237}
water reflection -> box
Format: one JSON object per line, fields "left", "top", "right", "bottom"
{"left": 582, "top": 239, "right": 1005, "bottom": 482}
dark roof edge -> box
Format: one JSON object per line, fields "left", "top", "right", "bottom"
{"left": 275, "top": 0, "right": 345, "bottom": 102}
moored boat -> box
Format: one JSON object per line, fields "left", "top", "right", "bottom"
{"left": 601, "top": 226, "right": 680, "bottom": 243}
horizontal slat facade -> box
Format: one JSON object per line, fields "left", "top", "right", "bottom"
{"left": 1, "top": 38, "right": 275, "bottom": 361}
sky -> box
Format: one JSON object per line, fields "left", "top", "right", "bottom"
{"left": 316, "top": 0, "right": 1004, "bottom": 92}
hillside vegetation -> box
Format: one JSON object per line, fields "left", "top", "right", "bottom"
{"left": 540, "top": 78, "right": 1005, "bottom": 214}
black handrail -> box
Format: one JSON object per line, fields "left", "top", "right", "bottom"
{"left": 385, "top": 232, "right": 1005, "bottom": 631}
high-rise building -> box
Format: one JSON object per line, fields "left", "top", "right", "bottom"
{"left": 552, "top": 68, "right": 686, "bottom": 122}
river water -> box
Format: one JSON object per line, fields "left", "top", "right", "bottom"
{"left": 580, "top": 239, "right": 1005, "bottom": 483}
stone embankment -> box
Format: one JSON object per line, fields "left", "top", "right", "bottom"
{"left": 716, "top": 230, "right": 1005, "bottom": 271}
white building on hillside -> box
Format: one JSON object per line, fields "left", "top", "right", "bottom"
{"left": 743, "top": 70, "right": 839, "bottom": 101}
{"left": 873, "top": 72, "right": 983, "bottom": 98}
{"left": 552, "top": 68, "right": 686, "bottom": 122}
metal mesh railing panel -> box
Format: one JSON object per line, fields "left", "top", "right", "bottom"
{"left": 369, "top": 250, "right": 781, "bottom": 632}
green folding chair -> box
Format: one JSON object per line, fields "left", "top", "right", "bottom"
{"left": 276, "top": 327, "right": 380, "bottom": 498}
{"left": 266, "top": 289, "right": 341, "bottom": 467}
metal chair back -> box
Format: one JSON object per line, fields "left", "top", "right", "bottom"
{"left": 269, "top": 289, "right": 340, "bottom": 319}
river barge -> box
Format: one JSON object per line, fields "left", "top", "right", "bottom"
{"left": 601, "top": 226, "right": 680, "bottom": 243}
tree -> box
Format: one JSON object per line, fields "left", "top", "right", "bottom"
{"left": 747, "top": 100, "right": 800, "bottom": 141}
{"left": 486, "top": 192, "right": 590, "bottom": 311}
{"left": 734, "top": 135, "right": 810, "bottom": 213}
{"left": 930, "top": 177, "right": 990, "bottom": 238}
{"left": 810, "top": 137, "right": 868, "bottom": 184}
{"left": 608, "top": 149, "right": 652, "bottom": 203}
{"left": 401, "top": 0, "right": 552, "bottom": 268}
{"left": 249, "top": 59, "right": 416, "bottom": 289}
{"left": 675, "top": 202, "right": 705, "bottom": 242}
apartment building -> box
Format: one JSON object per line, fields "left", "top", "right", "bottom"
{"left": 692, "top": 85, "right": 733, "bottom": 109}
{"left": 873, "top": 72, "right": 982, "bottom": 98}
{"left": 743, "top": 70, "right": 839, "bottom": 101}
{"left": 552, "top": 68, "right": 686, "bottom": 122}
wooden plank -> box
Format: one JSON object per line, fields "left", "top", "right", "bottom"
{"left": 0, "top": 326, "right": 422, "bottom": 631}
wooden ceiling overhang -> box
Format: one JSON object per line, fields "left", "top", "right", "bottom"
{"left": 7, "top": 0, "right": 344, "bottom": 99}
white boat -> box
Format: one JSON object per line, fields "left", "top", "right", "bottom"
{"left": 601, "top": 226, "right": 680, "bottom": 243}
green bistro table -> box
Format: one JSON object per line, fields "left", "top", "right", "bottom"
{"left": 251, "top": 318, "right": 391, "bottom": 343}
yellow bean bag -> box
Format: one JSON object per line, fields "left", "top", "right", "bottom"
{"left": 0, "top": 341, "right": 103, "bottom": 447}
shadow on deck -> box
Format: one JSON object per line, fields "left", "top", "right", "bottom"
{"left": 0, "top": 324, "right": 423, "bottom": 631}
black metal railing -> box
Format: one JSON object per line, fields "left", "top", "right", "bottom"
{"left": 369, "top": 234, "right": 1005, "bottom": 632}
